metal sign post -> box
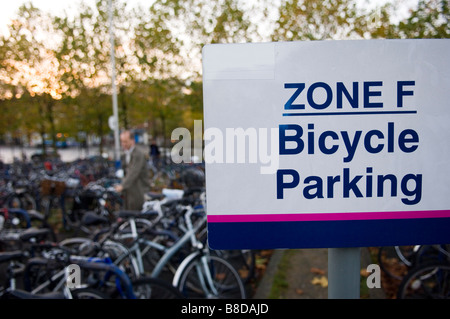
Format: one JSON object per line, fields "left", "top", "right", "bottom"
{"left": 108, "top": 0, "right": 121, "bottom": 169}
{"left": 328, "top": 248, "right": 361, "bottom": 299}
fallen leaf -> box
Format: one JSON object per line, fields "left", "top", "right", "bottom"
{"left": 311, "top": 276, "right": 328, "bottom": 288}
{"left": 215, "top": 273, "right": 226, "bottom": 280}
{"left": 260, "top": 250, "right": 274, "bottom": 257}
{"left": 310, "top": 267, "right": 325, "bottom": 275}
{"left": 295, "top": 289, "right": 304, "bottom": 295}
{"left": 360, "top": 269, "right": 370, "bottom": 277}
{"left": 239, "top": 269, "right": 249, "bottom": 278}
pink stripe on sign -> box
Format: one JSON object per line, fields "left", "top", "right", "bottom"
{"left": 207, "top": 210, "right": 450, "bottom": 223}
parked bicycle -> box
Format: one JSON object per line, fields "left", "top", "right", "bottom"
{"left": 396, "top": 245, "right": 450, "bottom": 299}
{"left": 1, "top": 227, "right": 183, "bottom": 299}
{"left": 378, "top": 244, "right": 450, "bottom": 298}
{"left": 60, "top": 193, "right": 247, "bottom": 299}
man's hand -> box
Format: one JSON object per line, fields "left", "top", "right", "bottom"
{"left": 114, "top": 184, "right": 123, "bottom": 193}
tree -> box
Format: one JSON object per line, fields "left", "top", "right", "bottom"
{"left": 131, "top": 77, "right": 188, "bottom": 155}
{"left": 397, "top": 0, "right": 449, "bottom": 38}
{"left": 53, "top": 0, "right": 132, "bottom": 149}
{"left": 271, "top": 0, "right": 367, "bottom": 41}
{"left": 145, "top": 0, "right": 254, "bottom": 80}
{"left": 183, "top": 80, "right": 203, "bottom": 121}
{"left": 0, "top": 2, "right": 65, "bottom": 154}
{"left": 118, "top": 1, "right": 184, "bottom": 134}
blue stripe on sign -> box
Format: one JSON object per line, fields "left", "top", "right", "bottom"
{"left": 282, "top": 110, "right": 418, "bottom": 117}
{"left": 207, "top": 218, "right": 450, "bottom": 250}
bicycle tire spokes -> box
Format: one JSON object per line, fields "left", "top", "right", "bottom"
{"left": 398, "top": 263, "right": 450, "bottom": 299}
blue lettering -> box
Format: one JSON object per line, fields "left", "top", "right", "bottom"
{"left": 284, "top": 83, "right": 305, "bottom": 110}
{"left": 341, "top": 131, "right": 362, "bottom": 162}
{"left": 279, "top": 124, "right": 304, "bottom": 155}
{"left": 399, "top": 129, "right": 419, "bottom": 153}
{"left": 277, "top": 169, "right": 300, "bottom": 199}
{"left": 364, "top": 81, "right": 383, "bottom": 108}
{"left": 397, "top": 81, "right": 415, "bottom": 108}
{"left": 275, "top": 168, "right": 422, "bottom": 205}
{"left": 304, "top": 176, "right": 324, "bottom": 199}
{"left": 388, "top": 122, "right": 394, "bottom": 152}
{"left": 337, "top": 82, "right": 359, "bottom": 108}
{"left": 343, "top": 168, "right": 363, "bottom": 198}
{"left": 285, "top": 81, "right": 416, "bottom": 110}
{"left": 307, "top": 82, "right": 333, "bottom": 110}
{"left": 364, "top": 130, "right": 384, "bottom": 153}
{"left": 377, "top": 174, "right": 397, "bottom": 197}
{"left": 279, "top": 123, "right": 417, "bottom": 162}
{"left": 401, "top": 174, "right": 422, "bottom": 205}
{"left": 318, "top": 131, "right": 339, "bottom": 154}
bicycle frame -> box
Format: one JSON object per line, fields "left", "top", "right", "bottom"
{"left": 171, "top": 248, "right": 219, "bottom": 296}
{"left": 1, "top": 208, "right": 32, "bottom": 228}
{"left": 143, "top": 208, "right": 220, "bottom": 297}
{"left": 151, "top": 212, "right": 206, "bottom": 279}
{"left": 112, "top": 206, "right": 207, "bottom": 279}
{"left": 71, "top": 255, "right": 136, "bottom": 299}
{"left": 24, "top": 253, "right": 137, "bottom": 299}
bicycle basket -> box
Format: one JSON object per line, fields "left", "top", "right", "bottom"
{"left": 40, "top": 179, "right": 66, "bottom": 196}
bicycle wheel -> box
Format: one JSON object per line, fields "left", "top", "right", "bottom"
{"left": 38, "top": 195, "right": 54, "bottom": 220}
{"left": 7, "top": 193, "right": 37, "bottom": 211}
{"left": 199, "top": 228, "right": 255, "bottom": 284}
{"left": 114, "top": 218, "right": 154, "bottom": 243}
{"left": 414, "top": 245, "right": 450, "bottom": 265}
{"left": 103, "top": 239, "right": 141, "bottom": 280}
{"left": 175, "top": 254, "right": 246, "bottom": 299}
{"left": 71, "top": 287, "right": 109, "bottom": 299}
{"left": 60, "top": 238, "right": 141, "bottom": 282}
{"left": 378, "top": 246, "right": 416, "bottom": 280}
{"left": 59, "top": 237, "right": 94, "bottom": 255}
{"left": 210, "top": 249, "right": 256, "bottom": 284}
{"left": 131, "top": 277, "right": 184, "bottom": 299}
{"left": 397, "top": 261, "right": 450, "bottom": 299}
{"left": 22, "top": 193, "right": 37, "bottom": 211}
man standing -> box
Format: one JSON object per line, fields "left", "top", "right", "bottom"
{"left": 149, "top": 138, "right": 161, "bottom": 168}
{"left": 115, "top": 130, "right": 150, "bottom": 211}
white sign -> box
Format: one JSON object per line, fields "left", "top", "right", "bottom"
{"left": 108, "top": 115, "right": 117, "bottom": 131}
{"left": 203, "top": 39, "right": 450, "bottom": 249}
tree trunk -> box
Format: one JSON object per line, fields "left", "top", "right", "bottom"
{"left": 161, "top": 114, "right": 166, "bottom": 164}
{"left": 46, "top": 98, "right": 57, "bottom": 155}
{"left": 97, "top": 113, "right": 104, "bottom": 154}
{"left": 120, "top": 86, "right": 128, "bottom": 129}
{"left": 36, "top": 98, "right": 47, "bottom": 157}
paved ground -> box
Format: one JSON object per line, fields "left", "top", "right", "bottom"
{"left": 253, "top": 247, "right": 386, "bottom": 299}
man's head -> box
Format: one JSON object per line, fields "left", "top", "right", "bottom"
{"left": 120, "top": 130, "right": 135, "bottom": 151}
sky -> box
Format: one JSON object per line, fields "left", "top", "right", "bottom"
{"left": 0, "top": 0, "right": 148, "bottom": 36}
{"left": 0, "top": 0, "right": 417, "bottom": 37}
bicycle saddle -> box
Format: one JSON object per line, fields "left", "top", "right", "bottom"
{"left": 19, "top": 227, "right": 51, "bottom": 242}
{"left": 117, "top": 210, "right": 143, "bottom": 219}
{"left": 81, "top": 211, "right": 109, "bottom": 226}
{"left": 0, "top": 250, "right": 25, "bottom": 263}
